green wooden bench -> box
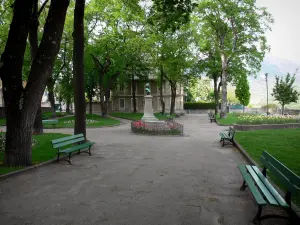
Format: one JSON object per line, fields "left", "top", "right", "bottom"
{"left": 208, "top": 112, "right": 216, "bottom": 123}
{"left": 238, "top": 151, "right": 300, "bottom": 224}
{"left": 42, "top": 119, "right": 58, "bottom": 128}
{"left": 51, "top": 133, "right": 95, "bottom": 164}
{"left": 219, "top": 127, "right": 235, "bottom": 146}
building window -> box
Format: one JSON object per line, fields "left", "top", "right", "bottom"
{"left": 119, "top": 84, "right": 124, "bottom": 93}
{"left": 119, "top": 98, "right": 125, "bottom": 110}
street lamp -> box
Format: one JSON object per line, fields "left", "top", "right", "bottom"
{"left": 265, "top": 73, "right": 269, "bottom": 115}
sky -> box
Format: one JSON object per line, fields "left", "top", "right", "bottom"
{"left": 256, "top": 0, "right": 300, "bottom": 64}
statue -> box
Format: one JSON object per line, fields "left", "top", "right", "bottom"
{"left": 145, "top": 83, "right": 151, "bottom": 95}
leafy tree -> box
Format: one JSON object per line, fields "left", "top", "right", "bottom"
{"left": 235, "top": 73, "right": 250, "bottom": 113}
{"left": 195, "top": 0, "right": 273, "bottom": 118}
{"left": 0, "top": 0, "right": 70, "bottom": 166}
{"left": 272, "top": 73, "right": 300, "bottom": 115}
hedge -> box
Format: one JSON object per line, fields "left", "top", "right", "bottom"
{"left": 184, "top": 102, "right": 216, "bottom": 110}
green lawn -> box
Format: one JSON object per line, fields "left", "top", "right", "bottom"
{"left": 235, "top": 129, "right": 300, "bottom": 205}
{"left": 43, "top": 114, "right": 120, "bottom": 128}
{"left": 216, "top": 113, "right": 239, "bottom": 125}
{"left": 110, "top": 112, "right": 171, "bottom": 121}
{"left": 0, "top": 118, "right": 6, "bottom": 126}
{"left": 0, "top": 133, "right": 69, "bottom": 175}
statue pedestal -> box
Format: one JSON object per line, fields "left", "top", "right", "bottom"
{"left": 141, "top": 95, "right": 159, "bottom": 122}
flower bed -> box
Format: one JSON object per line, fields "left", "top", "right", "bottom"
{"left": 131, "top": 120, "right": 183, "bottom": 136}
{"left": 236, "top": 114, "right": 300, "bottom": 125}
{"left": 63, "top": 119, "right": 98, "bottom": 124}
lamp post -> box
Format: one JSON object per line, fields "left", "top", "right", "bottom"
{"left": 265, "top": 73, "right": 268, "bottom": 115}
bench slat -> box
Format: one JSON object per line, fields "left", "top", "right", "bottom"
{"left": 51, "top": 134, "right": 84, "bottom": 145}
{"left": 59, "top": 142, "right": 95, "bottom": 154}
{"left": 261, "top": 157, "right": 300, "bottom": 195}
{"left": 42, "top": 120, "right": 58, "bottom": 124}
{"left": 53, "top": 137, "right": 85, "bottom": 149}
{"left": 252, "top": 166, "right": 289, "bottom": 208}
{"left": 238, "top": 165, "right": 267, "bottom": 205}
{"left": 246, "top": 165, "right": 278, "bottom": 206}
{"left": 262, "top": 151, "right": 300, "bottom": 187}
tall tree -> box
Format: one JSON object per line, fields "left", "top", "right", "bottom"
{"left": 272, "top": 73, "right": 300, "bottom": 115}
{"left": 0, "top": 0, "right": 70, "bottom": 166}
{"left": 235, "top": 73, "right": 250, "bottom": 113}
{"left": 73, "top": 0, "right": 86, "bottom": 137}
{"left": 196, "top": 0, "right": 272, "bottom": 118}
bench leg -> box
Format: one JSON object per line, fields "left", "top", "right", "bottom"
{"left": 253, "top": 205, "right": 262, "bottom": 224}
{"left": 65, "top": 153, "right": 72, "bottom": 164}
{"left": 222, "top": 139, "right": 225, "bottom": 147}
{"left": 240, "top": 180, "right": 247, "bottom": 190}
{"left": 57, "top": 153, "right": 60, "bottom": 162}
{"left": 88, "top": 146, "right": 92, "bottom": 156}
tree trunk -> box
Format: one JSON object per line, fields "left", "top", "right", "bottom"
{"left": 1, "top": 0, "right": 70, "bottom": 166}
{"left": 213, "top": 76, "right": 219, "bottom": 115}
{"left": 170, "top": 82, "right": 176, "bottom": 115}
{"left": 66, "top": 101, "right": 71, "bottom": 114}
{"left": 47, "top": 78, "right": 56, "bottom": 118}
{"left": 282, "top": 104, "right": 284, "bottom": 115}
{"left": 220, "top": 54, "right": 228, "bottom": 119}
{"left": 29, "top": 0, "right": 44, "bottom": 134}
{"left": 73, "top": 0, "right": 86, "bottom": 137}
{"left": 159, "top": 67, "right": 165, "bottom": 115}
{"left": 99, "top": 92, "right": 107, "bottom": 117}
{"left": 132, "top": 74, "right": 137, "bottom": 113}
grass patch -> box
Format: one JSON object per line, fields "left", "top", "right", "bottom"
{"left": 216, "top": 113, "right": 239, "bottom": 125}
{"left": 42, "top": 111, "right": 69, "bottom": 119}
{"left": 235, "top": 129, "right": 300, "bottom": 205}
{"left": 110, "top": 112, "right": 171, "bottom": 121}
{"left": 43, "top": 114, "right": 120, "bottom": 128}
{"left": 0, "top": 118, "right": 6, "bottom": 126}
{"left": 0, "top": 133, "right": 69, "bottom": 175}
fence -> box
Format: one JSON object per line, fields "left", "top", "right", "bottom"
{"left": 131, "top": 120, "right": 184, "bottom": 136}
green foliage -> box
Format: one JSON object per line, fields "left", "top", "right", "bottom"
{"left": 184, "top": 102, "right": 216, "bottom": 110}
{"left": 272, "top": 73, "right": 300, "bottom": 113}
{"left": 235, "top": 74, "right": 250, "bottom": 107}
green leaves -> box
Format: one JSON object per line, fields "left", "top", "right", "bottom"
{"left": 272, "top": 73, "right": 300, "bottom": 112}
{"left": 235, "top": 73, "right": 250, "bottom": 107}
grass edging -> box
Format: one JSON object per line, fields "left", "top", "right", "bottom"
{"left": 233, "top": 138, "right": 300, "bottom": 216}
{"left": 215, "top": 119, "right": 231, "bottom": 126}
{"left": 0, "top": 155, "right": 68, "bottom": 181}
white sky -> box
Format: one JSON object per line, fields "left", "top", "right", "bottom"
{"left": 256, "top": 0, "right": 300, "bottom": 64}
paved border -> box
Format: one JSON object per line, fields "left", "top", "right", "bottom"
{"left": 233, "top": 138, "right": 300, "bottom": 215}
{"left": 0, "top": 155, "right": 68, "bottom": 181}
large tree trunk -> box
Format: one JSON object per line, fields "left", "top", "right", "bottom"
{"left": 66, "top": 100, "right": 71, "bottom": 114}
{"left": 170, "top": 82, "right": 176, "bottom": 115}
{"left": 220, "top": 54, "right": 228, "bottom": 119}
{"left": 213, "top": 75, "right": 219, "bottom": 115}
{"left": 47, "top": 78, "right": 56, "bottom": 118}
{"left": 132, "top": 74, "right": 137, "bottom": 113}
{"left": 73, "top": 0, "right": 86, "bottom": 137}
{"left": 29, "top": 0, "right": 43, "bottom": 134}
{"left": 99, "top": 92, "right": 107, "bottom": 117}
{"left": 159, "top": 67, "right": 165, "bottom": 115}
{"left": 1, "top": 0, "right": 70, "bottom": 166}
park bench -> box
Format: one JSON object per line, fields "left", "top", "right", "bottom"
{"left": 51, "top": 133, "right": 95, "bottom": 164}
{"left": 219, "top": 127, "right": 235, "bottom": 146}
{"left": 208, "top": 112, "right": 216, "bottom": 123}
{"left": 238, "top": 151, "right": 300, "bottom": 224}
{"left": 42, "top": 119, "right": 58, "bottom": 128}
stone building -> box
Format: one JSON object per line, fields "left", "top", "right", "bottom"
{"left": 111, "top": 78, "right": 185, "bottom": 113}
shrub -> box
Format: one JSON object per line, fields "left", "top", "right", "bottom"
{"left": 184, "top": 102, "right": 216, "bottom": 110}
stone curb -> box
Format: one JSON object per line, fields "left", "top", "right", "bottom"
{"left": 233, "top": 138, "right": 300, "bottom": 216}
{"left": 0, "top": 155, "right": 68, "bottom": 181}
